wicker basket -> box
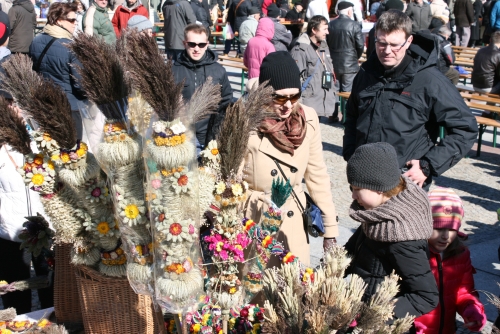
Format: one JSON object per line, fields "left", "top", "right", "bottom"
{"left": 75, "top": 265, "right": 165, "bottom": 334}
{"left": 53, "top": 243, "right": 82, "bottom": 325}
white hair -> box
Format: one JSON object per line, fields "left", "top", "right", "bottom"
{"left": 339, "top": 7, "right": 351, "bottom": 15}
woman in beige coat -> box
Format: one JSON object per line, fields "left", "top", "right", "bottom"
{"left": 242, "top": 51, "right": 338, "bottom": 266}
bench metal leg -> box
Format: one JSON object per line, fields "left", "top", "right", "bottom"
{"left": 494, "top": 113, "right": 498, "bottom": 148}
{"left": 439, "top": 126, "right": 445, "bottom": 140}
{"left": 340, "top": 97, "right": 347, "bottom": 124}
{"left": 241, "top": 69, "right": 245, "bottom": 94}
{"left": 477, "top": 124, "right": 485, "bottom": 157}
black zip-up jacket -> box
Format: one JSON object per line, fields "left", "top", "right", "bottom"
{"left": 472, "top": 44, "right": 500, "bottom": 89}
{"left": 327, "top": 14, "right": 364, "bottom": 75}
{"left": 342, "top": 33, "right": 478, "bottom": 177}
{"left": 345, "top": 227, "right": 439, "bottom": 319}
{"left": 172, "top": 48, "right": 233, "bottom": 146}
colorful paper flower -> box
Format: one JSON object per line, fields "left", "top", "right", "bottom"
{"left": 169, "top": 169, "right": 193, "bottom": 194}
{"left": 157, "top": 216, "right": 196, "bottom": 243}
{"left": 85, "top": 180, "right": 109, "bottom": 203}
{"left": 215, "top": 182, "right": 226, "bottom": 195}
{"left": 201, "top": 140, "right": 220, "bottom": 162}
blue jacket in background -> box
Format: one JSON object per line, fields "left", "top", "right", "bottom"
{"left": 29, "top": 33, "right": 86, "bottom": 111}
{"left": 491, "top": 1, "right": 500, "bottom": 31}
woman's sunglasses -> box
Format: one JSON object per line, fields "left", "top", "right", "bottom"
{"left": 272, "top": 92, "right": 301, "bottom": 105}
{"left": 65, "top": 17, "right": 77, "bottom": 23}
{"left": 186, "top": 42, "right": 208, "bottom": 48}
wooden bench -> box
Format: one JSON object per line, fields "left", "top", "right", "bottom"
{"left": 217, "top": 56, "right": 248, "bottom": 94}
{"left": 464, "top": 101, "right": 500, "bottom": 155}
{"left": 338, "top": 91, "right": 351, "bottom": 124}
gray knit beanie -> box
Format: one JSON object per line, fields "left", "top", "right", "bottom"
{"left": 347, "top": 142, "right": 401, "bottom": 192}
{"left": 127, "top": 15, "right": 153, "bottom": 32}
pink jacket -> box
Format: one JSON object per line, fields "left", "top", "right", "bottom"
{"left": 244, "top": 18, "right": 275, "bottom": 79}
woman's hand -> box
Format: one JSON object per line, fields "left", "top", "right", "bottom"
{"left": 323, "top": 237, "right": 337, "bottom": 251}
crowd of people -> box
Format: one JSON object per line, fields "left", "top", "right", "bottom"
{"left": 0, "top": 0, "right": 498, "bottom": 332}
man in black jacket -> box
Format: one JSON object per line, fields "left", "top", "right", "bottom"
{"left": 343, "top": 10, "right": 478, "bottom": 190}
{"left": 327, "top": 1, "right": 363, "bottom": 122}
{"left": 173, "top": 24, "right": 233, "bottom": 150}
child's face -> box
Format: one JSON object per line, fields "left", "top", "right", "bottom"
{"left": 351, "top": 185, "right": 388, "bottom": 210}
{"left": 428, "top": 228, "right": 458, "bottom": 253}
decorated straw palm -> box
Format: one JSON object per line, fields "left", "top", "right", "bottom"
{"left": 119, "top": 29, "right": 222, "bottom": 312}
{"left": 0, "top": 54, "right": 122, "bottom": 274}
{"left": 196, "top": 84, "right": 274, "bottom": 330}
{"left": 67, "top": 33, "right": 155, "bottom": 292}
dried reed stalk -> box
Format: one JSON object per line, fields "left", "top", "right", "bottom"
{"left": 1, "top": 54, "right": 77, "bottom": 149}
{"left": 0, "top": 96, "right": 32, "bottom": 155}
{"left": 217, "top": 84, "right": 273, "bottom": 180}
{"left": 118, "top": 29, "right": 183, "bottom": 121}
{"left": 67, "top": 34, "right": 128, "bottom": 118}
{"left": 0, "top": 54, "right": 42, "bottom": 109}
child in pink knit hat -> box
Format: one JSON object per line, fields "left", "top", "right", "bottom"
{"left": 415, "top": 187, "right": 487, "bottom": 334}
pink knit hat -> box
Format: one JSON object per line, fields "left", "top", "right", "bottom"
{"left": 428, "top": 187, "right": 464, "bottom": 231}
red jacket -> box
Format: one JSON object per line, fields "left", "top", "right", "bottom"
{"left": 415, "top": 248, "right": 485, "bottom": 334}
{"left": 111, "top": 3, "right": 149, "bottom": 37}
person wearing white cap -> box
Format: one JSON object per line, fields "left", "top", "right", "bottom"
{"left": 127, "top": 14, "right": 153, "bottom": 36}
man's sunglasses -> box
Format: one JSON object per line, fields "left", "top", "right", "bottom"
{"left": 272, "top": 92, "right": 301, "bottom": 105}
{"left": 65, "top": 17, "right": 77, "bottom": 23}
{"left": 186, "top": 42, "right": 208, "bottom": 48}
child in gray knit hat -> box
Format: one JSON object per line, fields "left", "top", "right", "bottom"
{"left": 344, "top": 142, "right": 439, "bottom": 323}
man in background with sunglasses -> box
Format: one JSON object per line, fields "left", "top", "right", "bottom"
{"left": 172, "top": 23, "right": 232, "bottom": 152}
{"left": 343, "top": 10, "right": 477, "bottom": 191}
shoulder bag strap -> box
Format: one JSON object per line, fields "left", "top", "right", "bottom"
{"left": 301, "top": 58, "right": 320, "bottom": 92}
{"left": 34, "top": 37, "right": 58, "bottom": 72}
{"left": 271, "top": 157, "right": 306, "bottom": 213}
{"left": 234, "top": 0, "right": 245, "bottom": 14}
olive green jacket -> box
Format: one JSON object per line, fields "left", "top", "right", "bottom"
{"left": 83, "top": 4, "right": 116, "bottom": 44}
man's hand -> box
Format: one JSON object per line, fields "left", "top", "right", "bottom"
{"left": 403, "top": 159, "right": 427, "bottom": 187}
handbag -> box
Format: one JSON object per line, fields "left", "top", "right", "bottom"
{"left": 272, "top": 158, "right": 325, "bottom": 243}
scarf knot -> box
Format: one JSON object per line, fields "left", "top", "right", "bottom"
{"left": 258, "top": 107, "right": 307, "bottom": 156}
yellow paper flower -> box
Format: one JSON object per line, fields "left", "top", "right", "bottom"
{"left": 192, "top": 324, "right": 201, "bottom": 333}
{"left": 231, "top": 183, "right": 243, "bottom": 196}
{"left": 50, "top": 154, "right": 60, "bottom": 161}
{"left": 60, "top": 152, "right": 70, "bottom": 163}
{"left": 97, "top": 222, "right": 110, "bottom": 234}
{"left": 31, "top": 173, "right": 44, "bottom": 185}
{"left": 229, "top": 287, "right": 237, "bottom": 294}
{"left": 125, "top": 204, "right": 139, "bottom": 219}
{"left": 76, "top": 147, "right": 86, "bottom": 157}
{"left": 46, "top": 160, "right": 55, "bottom": 170}
{"left": 33, "top": 155, "right": 44, "bottom": 165}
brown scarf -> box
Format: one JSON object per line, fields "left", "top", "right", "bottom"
{"left": 258, "top": 108, "right": 307, "bottom": 156}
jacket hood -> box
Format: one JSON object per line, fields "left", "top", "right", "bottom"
{"left": 362, "top": 30, "right": 439, "bottom": 84}
{"left": 164, "top": 0, "right": 180, "bottom": 5}
{"left": 175, "top": 47, "right": 218, "bottom": 68}
{"left": 122, "top": 0, "right": 142, "bottom": 11}
{"left": 255, "top": 17, "right": 274, "bottom": 40}
{"left": 13, "top": 0, "right": 34, "bottom": 12}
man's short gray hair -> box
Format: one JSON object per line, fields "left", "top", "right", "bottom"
{"left": 339, "top": 7, "right": 351, "bottom": 15}
{"left": 437, "top": 25, "right": 451, "bottom": 37}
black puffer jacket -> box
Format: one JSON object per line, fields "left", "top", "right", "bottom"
{"left": 345, "top": 179, "right": 439, "bottom": 319}
{"left": 472, "top": 44, "right": 500, "bottom": 89}
{"left": 327, "top": 14, "right": 364, "bottom": 75}
{"left": 343, "top": 33, "right": 478, "bottom": 177}
{"left": 29, "top": 33, "right": 86, "bottom": 111}
{"left": 191, "top": 0, "right": 210, "bottom": 28}
{"left": 345, "top": 228, "right": 439, "bottom": 318}
{"left": 172, "top": 49, "right": 233, "bottom": 146}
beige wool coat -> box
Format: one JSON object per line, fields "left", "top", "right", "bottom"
{"left": 242, "top": 105, "right": 338, "bottom": 266}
